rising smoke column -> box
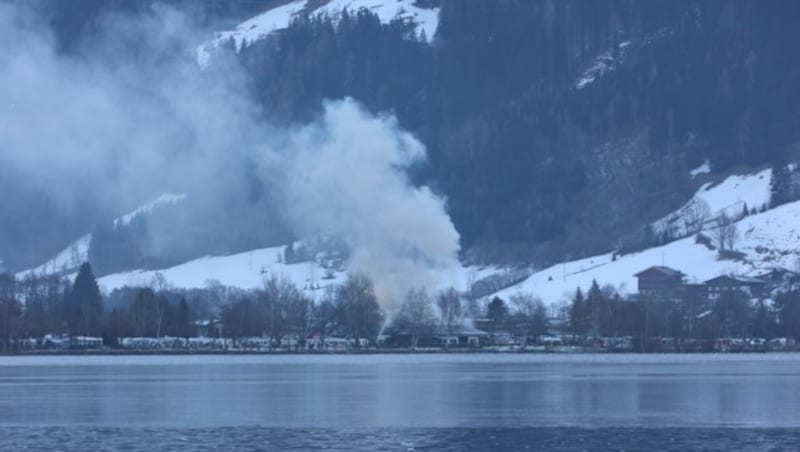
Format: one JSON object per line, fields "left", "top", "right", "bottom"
{"left": 271, "top": 99, "right": 461, "bottom": 311}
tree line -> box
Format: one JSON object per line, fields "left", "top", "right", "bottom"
{"left": 3, "top": 262, "right": 798, "bottom": 353}
{"left": 0, "top": 260, "right": 553, "bottom": 352}
{"left": 565, "top": 279, "right": 800, "bottom": 350}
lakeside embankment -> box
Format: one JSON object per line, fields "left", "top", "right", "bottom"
{"left": 3, "top": 346, "right": 797, "bottom": 357}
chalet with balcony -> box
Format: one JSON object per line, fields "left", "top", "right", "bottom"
{"left": 634, "top": 266, "right": 686, "bottom": 298}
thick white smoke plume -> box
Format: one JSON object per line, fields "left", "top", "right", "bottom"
{"left": 0, "top": 3, "right": 264, "bottom": 213}
{"left": 0, "top": 3, "right": 461, "bottom": 306}
{"left": 271, "top": 99, "right": 461, "bottom": 310}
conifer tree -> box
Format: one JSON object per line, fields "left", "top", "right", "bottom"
{"left": 770, "top": 165, "right": 791, "bottom": 207}
{"left": 587, "top": 280, "right": 604, "bottom": 336}
{"left": 67, "top": 263, "right": 103, "bottom": 337}
{"left": 569, "top": 287, "right": 588, "bottom": 335}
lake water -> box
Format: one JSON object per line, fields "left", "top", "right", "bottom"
{"left": 0, "top": 353, "right": 798, "bottom": 450}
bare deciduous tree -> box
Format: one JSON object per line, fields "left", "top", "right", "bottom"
{"left": 334, "top": 273, "right": 384, "bottom": 346}
{"left": 509, "top": 292, "right": 548, "bottom": 344}
{"left": 260, "top": 275, "right": 306, "bottom": 347}
{"left": 436, "top": 287, "right": 462, "bottom": 346}
{"left": 150, "top": 272, "right": 172, "bottom": 338}
{"left": 712, "top": 213, "right": 739, "bottom": 252}
{"left": 394, "top": 288, "right": 436, "bottom": 349}
{"left": 683, "top": 199, "right": 711, "bottom": 235}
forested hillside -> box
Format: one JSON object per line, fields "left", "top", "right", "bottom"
{"left": 3, "top": 0, "right": 800, "bottom": 274}
{"left": 230, "top": 0, "right": 800, "bottom": 264}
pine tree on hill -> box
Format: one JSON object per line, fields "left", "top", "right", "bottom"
{"left": 66, "top": 262, "right": 103, "bottom": 338}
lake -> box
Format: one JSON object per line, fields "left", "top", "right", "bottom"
{"left": 0, "top": 353, "right": 798, "bottom": 450}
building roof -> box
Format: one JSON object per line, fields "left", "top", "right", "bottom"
{"left": 387, "top": 324, "right": 490, "bottom": 338}
{"left": 757, "top": 268, "right": 800, "bottom": 281}
{"left": 433, "top": 324, "right": 490, "bottom": 337}
{"left": 704, "top": 275, "right": 766, "bottom": 286}
{"left": 634, "top": 266, "right": 685, "bottom": 278}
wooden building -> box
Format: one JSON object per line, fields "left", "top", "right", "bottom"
{"left": 634, "top": 266, "right": 686, "bottom": 297}
{"left": 704, "top": 275, "right": 766, "bottom": 299}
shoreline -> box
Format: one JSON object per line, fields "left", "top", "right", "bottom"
{"left": 0, "top": 348, "right": 791, "bottom": 357}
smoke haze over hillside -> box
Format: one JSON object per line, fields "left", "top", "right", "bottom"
{"left": 0, "top": 2, "right": 460, "bottom": 306}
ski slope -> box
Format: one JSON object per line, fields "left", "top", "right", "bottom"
{"left": 197, "top": 0, "right": 440, "bottom": 66}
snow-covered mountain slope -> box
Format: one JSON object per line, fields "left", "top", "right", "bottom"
{"left": 97, "top": 194, "right": 800, "bottom": 306}
{"left": 688, "top": 168, "right": 771, "bottom": 214}
{"left": 197, "top": 0, "right": 439, "bottom": 66}
{"left": 20, "top": 166, "right": 798, "bottom": 311}
{"left": 496, "top": 177, "right": 799, "bottom": 306}
{"left": 652, "top": 168, "right": 771, "bottom": 238}
{"left": 99, "top": 245, "right": 338, "bottom": 295}
{"left": 97, "top": 244, "right": 495, "bottom": 300}
{"left": 17, "top": 234, "right": 92, "bottom": 279}
{"left": 18, "top": 194, "right": 186, "bottom": 278}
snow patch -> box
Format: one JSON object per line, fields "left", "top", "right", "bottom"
{"left": 576, "top": 50, "right": 615, "bottom": 90}
{"left": 690, "top": 160, "right": 710, "bottom": 178}
{"left": 113, "top": 193, "right": 186, "bottom": 229}
{"left": 575, "top": 39, "right": 632, "bottom": 90}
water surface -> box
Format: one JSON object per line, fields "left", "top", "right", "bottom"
{"left": 1, "top": 353, "right": 798, "bottom": 450}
